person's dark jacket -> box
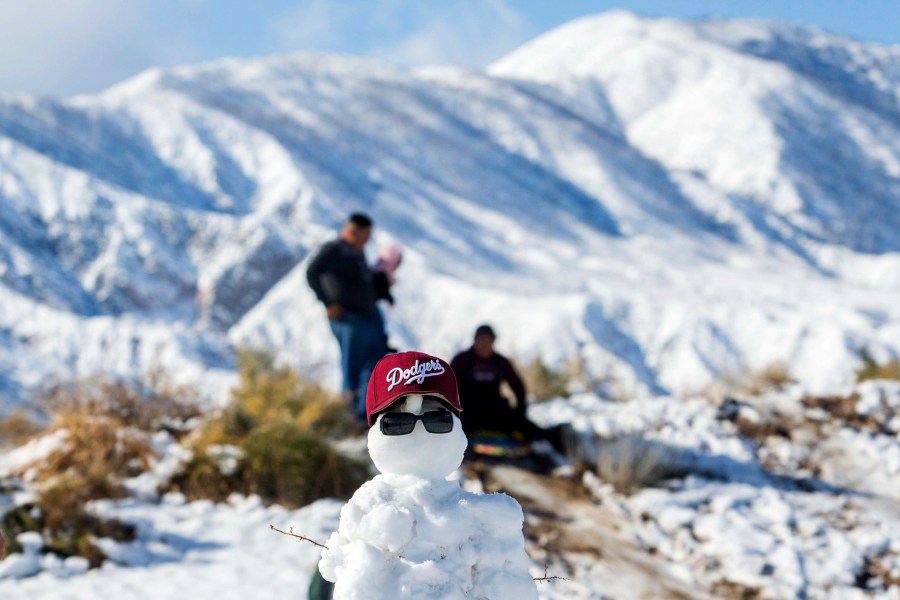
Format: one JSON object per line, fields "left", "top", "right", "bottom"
{"left": 450, "top": 348, "right": 527, "bottom": 434}
{"left": 306, "top": 239, "right": 377, "bottom": 318}
{"left": 373, "top": 271, "right": 394, "bottom": 305}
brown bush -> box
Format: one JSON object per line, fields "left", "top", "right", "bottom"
{"left": 1, "top": 392, "right": 154, "bottom": 566}
{"left": 40, "top": 373, "right": 200, "bottom": 434}
{"left": 857, "top": 349, "right": 900, "bottom": 382}
{"left": 229, "top": 349, "right": 352, "bottom": 437}
{"left": 741, "top": 362, "right": 794, "bottom": 396}
{"left": 173, "top": 453, "right": 234, "bottom": 503}
{"left": 174, "top": 349, "right": 369, "bottom": 507}
{"left": 37, "top": 474, "right": 136, "bottom": 567}
{"left": 239, "top": 423, "right": 369, "bottom": 507}
{"left": 520, "top": 356, "right": 573, "bottom": 402}
{"left": 40, "top": 413, "right": 151, "bottom": 487}
{"left": 0, "top": 411, "right": 44, "bottom": 445}
{"left": 595, "top": 435, "right": 684, "bottom": 495}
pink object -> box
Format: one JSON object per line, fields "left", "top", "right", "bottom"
{"left": 374, "top": 245, "right": 403, "bottom": 285}
{"left": 366, "top": 351, "right": 462, "bottom": 425}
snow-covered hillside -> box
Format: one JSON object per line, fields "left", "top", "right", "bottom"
{"left": 1, "top": 11, "right": 898, "bottom": 408}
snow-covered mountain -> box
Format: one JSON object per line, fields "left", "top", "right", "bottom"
{"left": 1, "top": 10, "right": 898, "bottom": 409}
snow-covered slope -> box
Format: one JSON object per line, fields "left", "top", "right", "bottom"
{"left": 1, "top": 11, "right": 898, "bottom": 408}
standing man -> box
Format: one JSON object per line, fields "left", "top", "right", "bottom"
{"left": 307, "top": 213, "right": 386, "bottom": 424}
{"left": 451, "top": 324, "right": 565, "bottom": 453}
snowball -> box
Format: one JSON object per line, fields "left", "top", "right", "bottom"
{"left": 367, "top": 413, "right": 467, "bottom": 479}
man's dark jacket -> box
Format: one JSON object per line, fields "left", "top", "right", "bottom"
{"left": 450, "top": 348, "right": 527, "bottom": 433}
{"left": 306, "top": 239, "right": 376, "bottom": 318}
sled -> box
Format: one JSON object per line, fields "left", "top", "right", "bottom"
{"left": 467, "top": 430, "right": 531, "bottom": 459}
{"left": 463, "top": 430, "right": 562, "bottom": 475}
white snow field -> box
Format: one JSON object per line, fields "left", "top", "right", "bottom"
{"left": 2, "top": 380, "right": 900, "bottom": 598}
{"left": 0, "top": 12, "right": 898, "bottom": 408}
{"left": 1, "top": 8, "right": 900, "bottom": 600}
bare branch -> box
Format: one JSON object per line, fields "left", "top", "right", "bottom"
{"left": 269, "top": 524, "right": 329, "bottom": 550}
{"left": 533, "top": 564, "right": 570, "bottom": 583}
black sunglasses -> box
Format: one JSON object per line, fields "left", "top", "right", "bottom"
{"left": 379, "top": 410, "right": 454, "bottom": 436}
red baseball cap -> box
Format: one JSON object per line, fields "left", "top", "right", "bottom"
{"left": 366, "top": 351, "right": 462, "bottom": 425}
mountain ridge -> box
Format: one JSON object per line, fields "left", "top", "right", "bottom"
{"left": 1, "top": 11, "right": 898, "bottom": 409}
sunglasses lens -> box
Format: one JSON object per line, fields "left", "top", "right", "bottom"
{"left": 421, "top": 410, "right": 454, "bottom": 434}
{"left": 380, "top": 413, "right": 416, "bottom": 436}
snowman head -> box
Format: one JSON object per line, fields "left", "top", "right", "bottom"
{"left": 366, "top": 352, "right": 467, "bottom": 478}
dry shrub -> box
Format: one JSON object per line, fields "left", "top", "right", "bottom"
{"left": 857, "top": 550, "right": 900, "bottom": 590}
{"left": 857, "top": 349, "right": 900, "bottom": 382}
{"left": 176, "top": 453, "right": 234, "bottom": 503}
{"left": 37, "top": 474, "right": 136, "bottom": 567}
{"left": 175, "top": 349, "right": 369, "bottom": 507}
{"left": 595, "top": 435, "right": 684, "bottom": 495}
{"left": 0, "top": 411, "right": 44, "bottom": 445}
{"left": 0, "top": 503, "right": 40, "bottom": 556}
{"left": 1, "top": 478, "right": 135, "bottom": 567}
{"left": 520, "top": 356, "right": 573, "bottom": 402}
{"left": 221, "top": 349, "right": 352, "bottom": 439}
{"left": 39, "top": 413, "right": 151, "bottom": 492}
{"left": 21, "top": 414, "right": 149, "bottom": 564}
{"left": 741, "top": 362, "right": 794, "bottom": 396}
{"left": 799, "top": 393, "right": 887, "bottom": 433}
{"left": 240, "top": 423, "right": 369, "bottom": 507}
{"left": 732, "top": 412, "right": 792, "bottom": 443}
{"left": 40, "top": 372, "right": 200, "bottom": 434}
{"left": 711, "top": 580, "right": 764, "bottom": 599}
{"left": 1, "top": 381, "right": 163, "bottom": 566}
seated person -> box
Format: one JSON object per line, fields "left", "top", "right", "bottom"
{"left": 450, "top": 325, "right": 565, "bottom": 454}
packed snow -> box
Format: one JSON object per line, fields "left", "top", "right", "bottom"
{"left": 2, "top": 380, "right": 900, "bottom": 597}
{"left": 0, "top": 492, "right": 343, "bottom": 599}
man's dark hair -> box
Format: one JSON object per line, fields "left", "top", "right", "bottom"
{"left": 474, "top": 324, "right": 496, "bottom": 339}
{"left": 348, "top": 213, "right": 373, "bottom": 229}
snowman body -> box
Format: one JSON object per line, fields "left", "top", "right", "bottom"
{"left": 319, "top": 394, "right": 537, "bottom": 600}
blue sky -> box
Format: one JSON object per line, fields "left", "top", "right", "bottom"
{"left": 1, "top": 0, "right": 897, "bottom": 96}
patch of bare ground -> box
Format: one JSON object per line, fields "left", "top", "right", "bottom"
{"left": 856, "top": 550, "right": 900, "bottom": 592}
{"left": 710, "top": 580, "right": 766, "bottom": 599}
{"left": 801, "top": 393, "right": 895, "bottom": 434}
{"left": 467, "top": 463, "right": 710, "bottom": 599}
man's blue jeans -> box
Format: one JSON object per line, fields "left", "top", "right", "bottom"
{"left": 329, "top": 312, "right": 386, "bottom": 422}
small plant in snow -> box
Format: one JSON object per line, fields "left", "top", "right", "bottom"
{"left": 0, "top": 412, "right": 43, "bottom": 446}
{"left": 520, "top": 356, "right": 573, "bottom": 401}
{"left": 740, "top": 362, "right": 794, "bottom": 396}
{"left": 857, "top": 349, "right": 900, "bottom": 383}
{"left": 594, "top": 434, "right": 684, "bottom": 495}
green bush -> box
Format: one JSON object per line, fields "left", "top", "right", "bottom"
{"left": 175, "top": 453, "right": 234, "bottom": 503}
{"left": 241, "top": 423, "right": 368, "bottom": 506}
{"left": 176, "top": 349, "right": 370, "bottom": 507}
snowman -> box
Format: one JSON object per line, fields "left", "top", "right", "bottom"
{"left": 319, "top": 351, "right": 538, "bottom": 600}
